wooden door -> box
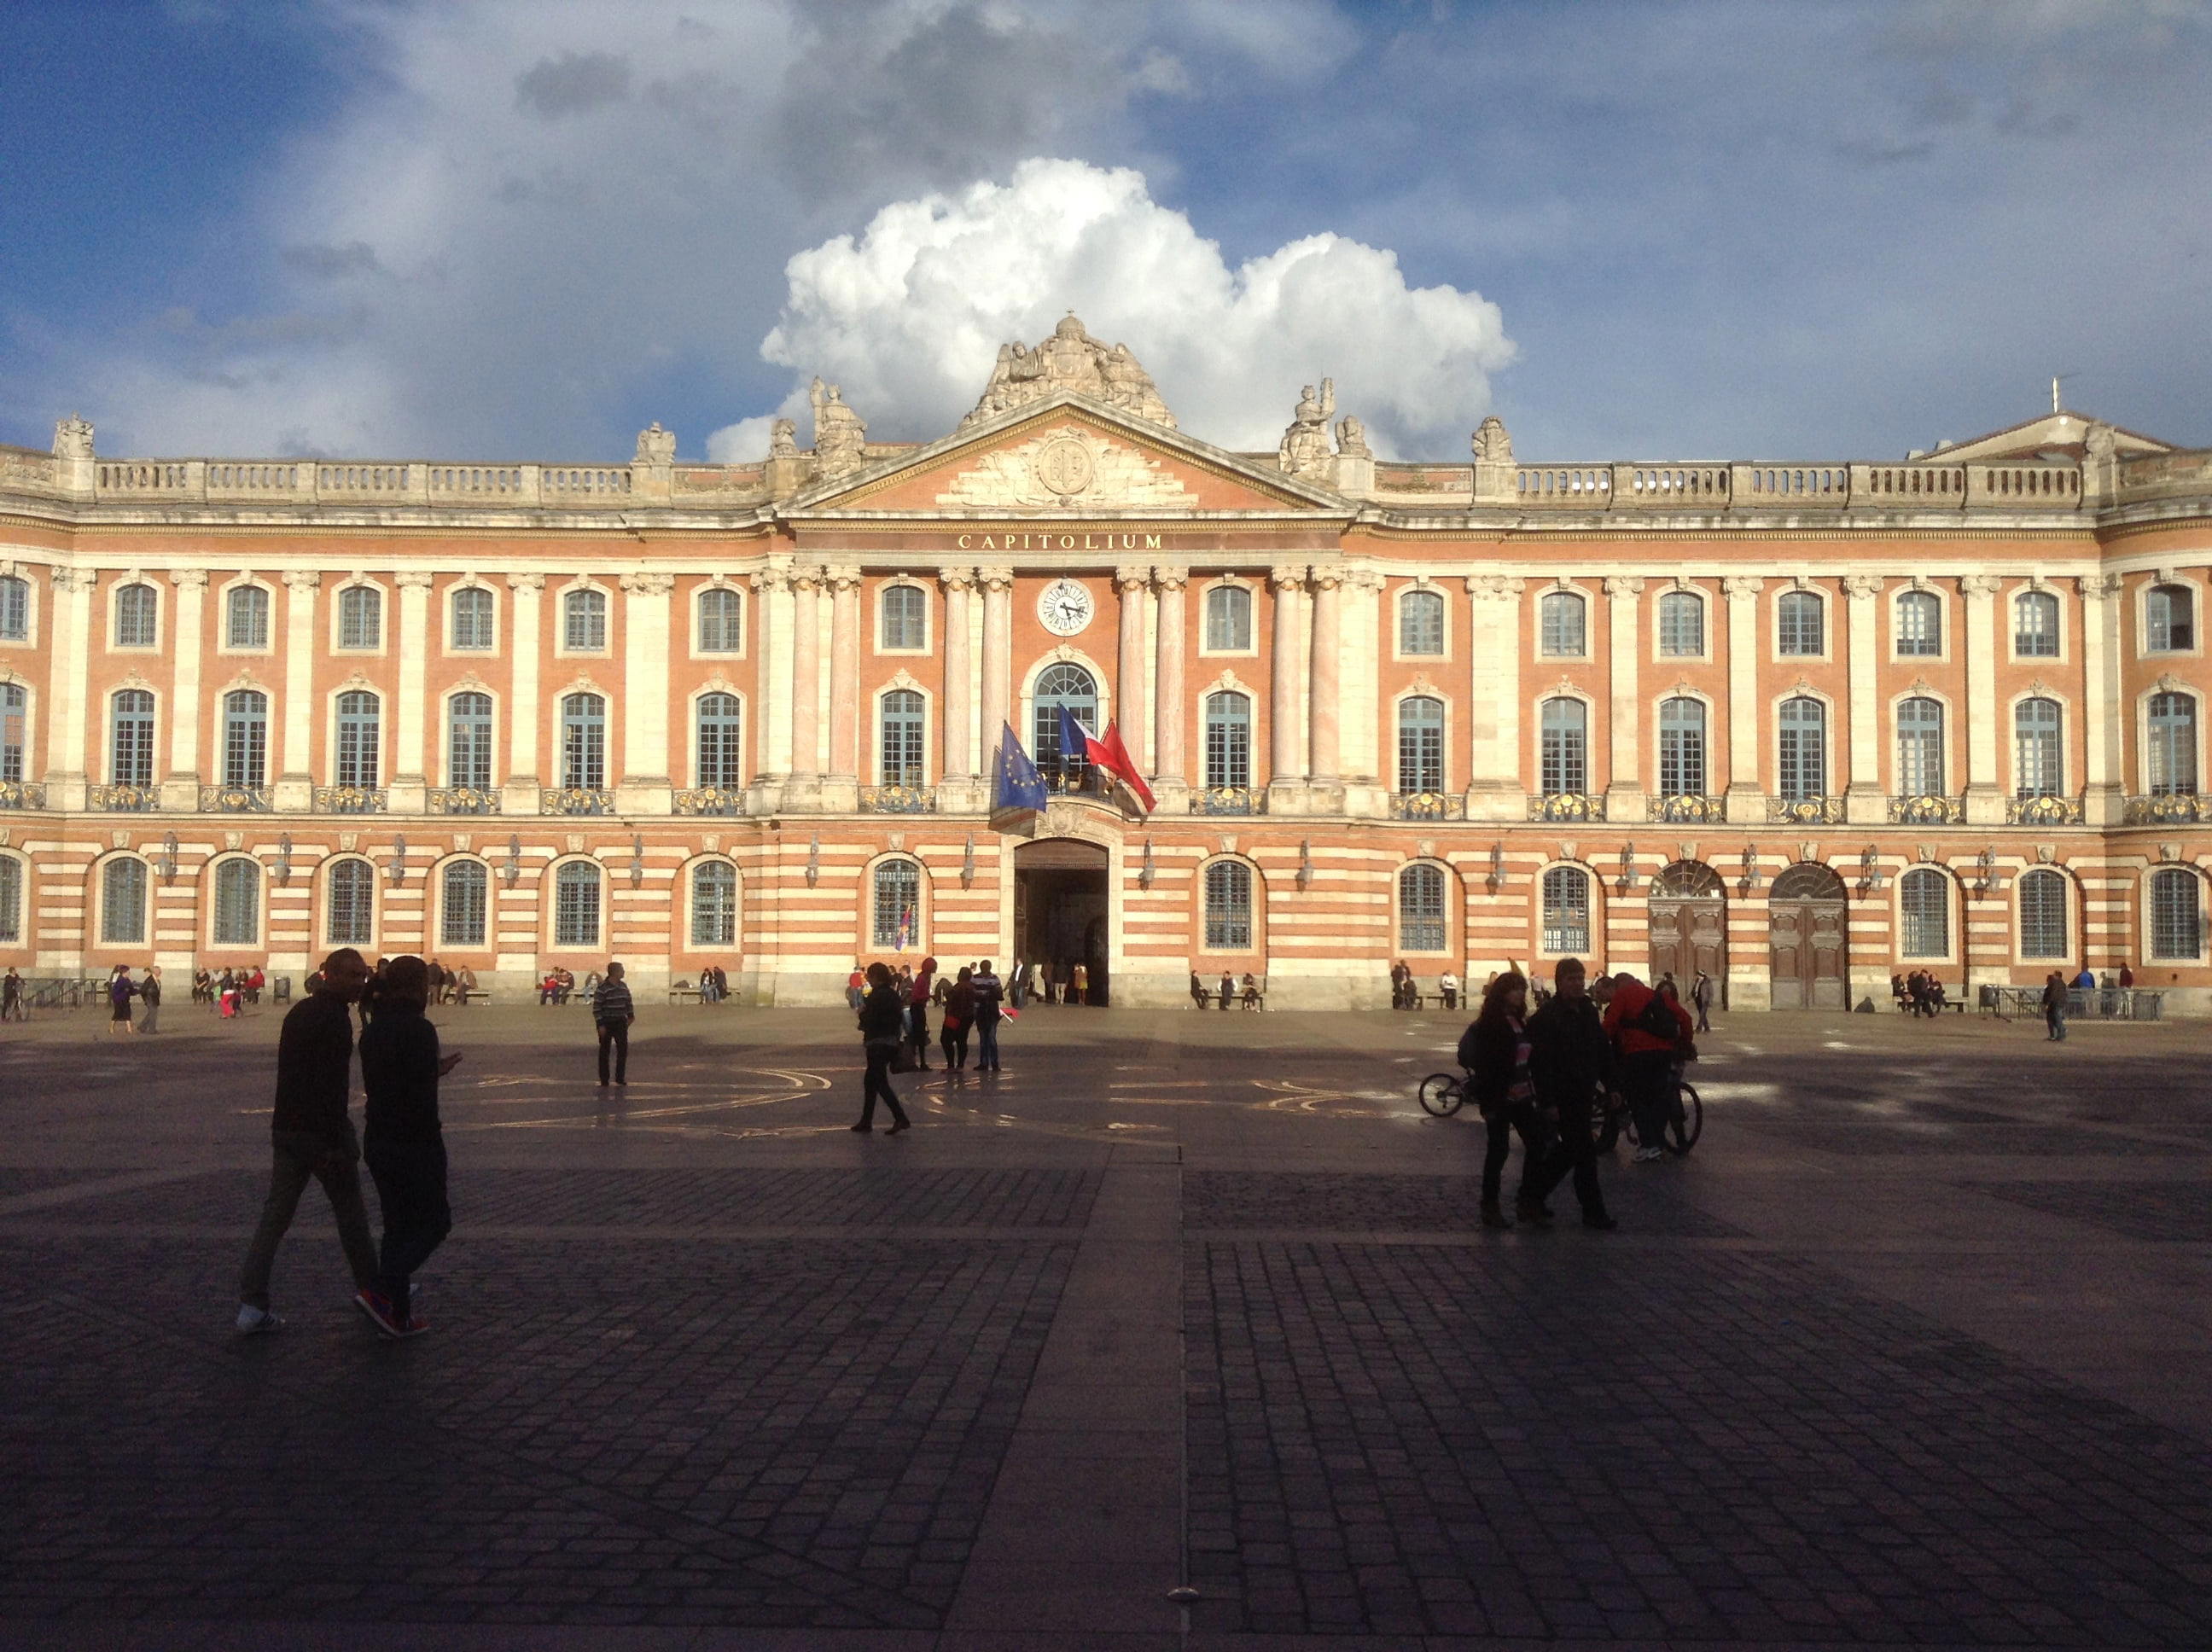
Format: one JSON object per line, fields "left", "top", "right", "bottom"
{"left": 1648, "top": 898, "right": 1725, "bottom": 991}
{"left": 1769, "top": 900, "right": 1847, "bottom": 1008}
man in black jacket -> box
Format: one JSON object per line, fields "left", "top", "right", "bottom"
{"left": 971, "top": 960, "right": 1004, "bottom": 1072}
{"left": 1523, "top": 958, "right": 1618, "bottom": 1230}
{"left": 236, "top": 948, "right": 381, "bottom": 1333}
{"left": 358, "top": 955, "right": 463, "bottom": 1337}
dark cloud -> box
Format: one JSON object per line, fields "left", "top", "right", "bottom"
{"left": 280, "top": 240, "right": 384, "bottom": 279}
{"left": 514, "top": 49, "right": 633, "bottom": 119}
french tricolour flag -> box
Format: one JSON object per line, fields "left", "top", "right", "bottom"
{"left": 1057, "top": 706, "right": 1157, "bottom": 816}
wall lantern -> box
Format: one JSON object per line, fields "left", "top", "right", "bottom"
{"left": 1139, "top": 836, "right": 1156, "bottom": 889}
{"left": 503, "top": 833, "right": 521, "bottom": 888}
{"left": 1616, "top": 841, "right": 1639, "bottom": 893}
{"left": 630, "top": 833, "right": 646, "bottom": 889}
{"left": 1487, "top": 841, "right": 1505, "bottom": 894}
{"left": 1856, "top": 844, "right": 1888, "bottom": 894}
{"left": 806, "top": 834, "right": 821, "bottom": 887}
{"left": 387, "top": 834, "right": 408, "bottom": 887}
{"left": 1971, "top": 846, "right": 2008, "bottom": 899}
{"left": 1297, "top": 839, "right": 1314, "bottom": 890}
{"left": 274, "top": 833, "right": 294, "bottom": 887}
{"left": 157, "top": 830, "right": 179, "bottom": 883}
{"left": 1738, "top": 842, "right": 1761, "bottom": 893}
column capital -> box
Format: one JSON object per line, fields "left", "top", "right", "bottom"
{"left": 394, "top": 568, "right": 437, "bottom": 590}
{"left": 1150, "top": 565, "right": 1189, "bottom": 591}
{"left": 939, "top": 566, "right": 977, "bottom": 592}
{"left": 280, "top": 569, "right": 322, "bottom": 593}
{"left": 168, "top": 567, "right": 209, "bottom": 590}
{"left": 1842, "top": 573, "right": 1883, "bottom": 601}
{"left": 1465, "top": 573, "right": 1524, "bottom": 602}
{"left": 977, "top": 565, "right": 1016, "bottom": 591}
{"left": 618, "top": 572, "right": 674, "bottom": 596}
{"left": 1114, "top": 565, "right": 1152, "bottom": 593}
{"left": 1343, "top": 567, "right": 1387, "bottom": 594}
{"left": 748, "top": 567, "right": 790, "bottom": 595}
{"left": 2080, "top": 571, "right": 2124, "bottom": 600}
{"left": 1959, "top": 573, "right": 2004, "bottom": 598}
{"left": 824, "top": 565, "right": 863, "bottom": 591}
{"left": 505, "top": 571, "right": 544, "bottom": 593}
{"left": 1268, "top": 565, "right": 1307, "bottom": 593}
{"left": 1307, "top": 566, "right": 1344, "bottom": 591}
{"left": 1720, "top": 574, "right": 1763, "bottom": 601}
{"left": 1601, "top": 574, "right": 1645, "bottom": 599}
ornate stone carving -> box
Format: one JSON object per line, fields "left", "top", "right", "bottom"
{"left": 1721, "top": 574, "right": 1764, "bottom": 601}
{"left": 281, "top": 570, "right": 323, "bottom": 592}
{"left": 1268, "top": 566, "right": 1307, "bottom": 594}
{"left": 619, "top": 572, "right": 675, "bottom": 596}
{"left": 769, "top": 417, "right": 798, "bottom": 458}
{"left": 2080, "top": 572, "right": 2123, "bottom": 600}
{"left": 1842, "top": 573, "right": 1883, "bottom": 600}
{"left": 169, "top": 567, "right": 210, "bottom": 590}
{"left": 394, "top": 569, "right": 437, "bottom": 590}
{"left": 1602, "top": 575, "right": 1646, "bottom": 599}
{"left": 51, "top": 416, "right": 93, "bottom": 460}
{"left": 940, "top": 566, "right": 976, "bottom": 592}
{"left": 809, "top": 377, "right": 868, "bottom": 478}
{"left": 632, "top": 422, "right": 675, "bottom": 465}
{"left": 977, "top": 566, "right": 1016, "bottom": 592}
{"left": 1150, "top": 566, "right": 1189, "bottom": 592}
{"left": 50, "top": 567, "right": 95, "bottom": 593}
{"left": 1465, "top": 573, "right": 1525, "bottom": 602}
{"left": 506, "top": 572, "right": 544, "bottom": 592}
{"left": 824, "top": 565, "right": 862, "bottom": 592}
{"left": 1114, "top": 565, "right": 1150, "bottom": 594}
{"left": 1959, "top": 573, "right": 2004, "bottom": 597}
{"left": 1470, "top": 415, "right": 1513, "bottom": 465}
{"left": 1309, "top": 566, "right": 1343, "bottom": 591}
{"left": 748, "top": 567, "right": 790, "bottom": 595}
{"left": 1334, "top": 415, "right": 1371, "bottom": 458}
{"left": 963, "top": 313, "right": 1175, "bottom": 428}
{"left": 934, "top": 425, "right": 1193, "bottom": 510}
{"left": 1278, "top": 380, "right": 1336, "bottom": 480}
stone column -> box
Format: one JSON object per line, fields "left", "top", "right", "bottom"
{"left": 979, "top": 567, "right": 1014, "bottom": 762}
{"left": 43, "top": 568, "right": 96, "bottom": 810}
{"left": 1465, "top": 575, "right": 1525, "bottom": 817}
{"left": 1268, "top": 566, "right": 1307, "bottom": 792}
{"left": 826, "top": 567, "right": 863, "bottom": 790}
{"left": 787, "top": 567, "right": 822, "bottom": 786}
{"left": 276, "top": 570, "right": 320, "bottom": 811}
{"left": 390, "top": 570, "right": 434, "bottom": 810}
{"left": 2080, "top": 573, "right": 2124, "bottom": 825}
{"left": 1842, "top": 573, "right": 1884, "bottom": 823}
{"left": 1960, "top": 573, "right": 2004, "bottom": 824}
{"left": 1722, "top": 575, "right": 1764, "bottom": 823}
{"left": 1603, "top": 575, "right": 1645, "bottom": 821}
{"left": 940, "top": 567, "right": 975, "bottom": 778}
{"left": 502, "top": 572, "right": 544, "bottom": 811}
{"left": 1115, "top": 566, "right": 1150, "bottom": 763}
{"left": 618, "top": 571, "right": 674, "bottom": 810}
{"left": 1307, "top": 568, "right": 1342, "bottom": 786}
{"left": 163, "top": 569, "right": 208, "bottom": 808}
{"left": 1152, "top": 568, "right": 1187, "bottom": 789}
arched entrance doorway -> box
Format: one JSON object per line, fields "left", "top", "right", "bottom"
{"left": 1768, "top": 862, "right": 1848, "bottom": 1009}
{"left": 1013, "top": 836, "right": 1109, "bottom": 1003}
{"left": 1648, "top": 861, "right": 1725, "bottom": 996}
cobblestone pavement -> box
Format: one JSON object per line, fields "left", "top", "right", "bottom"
{"left": 0, "top": 1002, "right": 2206, "bottom": 1649}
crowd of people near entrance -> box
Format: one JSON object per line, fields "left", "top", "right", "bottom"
{"left": 847, "top": 956, "right": 1017, "bottom": 1132}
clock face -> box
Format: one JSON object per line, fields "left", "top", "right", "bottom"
{"left": 1038, "top": 578, "right": 1095, "bottom": 637}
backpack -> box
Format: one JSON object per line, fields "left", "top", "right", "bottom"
{"left": 1455, "top": 1021, "right": 1482, "bottom": 1072}
{"left": 1633, "top": 990, "right": 1679, "bottom": 1042}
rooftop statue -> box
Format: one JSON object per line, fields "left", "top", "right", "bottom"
{"left": 1335, "top": 413, "right": 1372, "bottom": 458}
{"left": 769, "top": 417, "right": 798, "bottom": 458}
{"left": 963, "top": 312, "right": 1176, "bottom": 429}
{"left": 810, "top": 377, "right": 868, "bottom": 477}
{"left": 1278, "top": 378, "right": 1336, "bottom": 480}
{"left": 632, "top": 422, "right": 676, "bottom": 465}
{"left": 52, "top": 415, "right": 94, "bottom": 460}
{"left": 1472, "top": 414, "right": 1514, "bottom": 466}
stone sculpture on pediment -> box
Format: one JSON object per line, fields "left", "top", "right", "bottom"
{"left": 934, "top": 428, "right": 1194, "bottom": 511}
{"left": 962, "top": 314, "right": 1176, "bottom": 429}
{"left": 1334, "top": 415, "right": 1372, "bottom": 458}
{"left": 769, "top": 418, "right": 798, "bottom": 459}
{"left": 52, "top": 416, "right": 94, "bottom": 460}
{"left": 809, "top": 377, "right": 868, "bottom": 478}
{"left": 632, "top": 422, "right": 676, "bottom": 466}
{"left": 1471, "top": 416, "right": 1513, "bottom": 466}
{"left": 1278, "top": 380, "right": 1336, "bottom": 481}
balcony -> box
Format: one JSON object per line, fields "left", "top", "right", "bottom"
{"left": 1390, "top": 790, "right": 1465, "bottom": 821}
{"left": 1888, "top": 794, "right": 1965, "bottom": 825}
{"left": 1768, "top": 794, "right": 1844, "bottom": 824}
{"left": 428, "top": 786, "right": 502, "bottom": 815}
{"left": 1190, "top": 786, "right": 1263, "bottom": 816}
{"left": 1529, "top": 792, "right": 1605, "bottom": 823}
{"left": 2124, "top": 793, "right": 2212, "bottom": 825}
{"left": 1648, "top": 794, "right": 1724, "bottom": 823}
{"left": 541, "top": 788, "right": 614, "bottom": 816}
{"left": 0, "top": 781, "right": 46, "bottom": 810}
{"left": 199, "top": 785, "right": 271, "bottom": 812}
{"left": 90, "top": 783, "right": 160, "bottom": 812}
{"left": 673, "top": 786, "right": 746, "bottom": 817}
{"left": 859, "top": 783, "right": 938, "bottom": 814}
{"left": 2007, "top": 793, "right": 2086, "bottom": 826}
{"left": 315, "top": 785, "right": 387, "bottom": 815}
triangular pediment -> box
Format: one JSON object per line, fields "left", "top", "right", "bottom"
{"left": 785, "top": 392, "right": 1349, "bottom": 518}
{"left": 1919, "top": 409, "right": 2174, "bottom": 463}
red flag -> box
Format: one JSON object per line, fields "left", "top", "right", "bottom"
{"left": 1086, "top": 718, "right": 1156, "bottom": 815}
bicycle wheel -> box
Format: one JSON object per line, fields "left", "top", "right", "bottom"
{"left": 1666, "top": 1081, "right": 1703, "bottom": 1154}
{"left": 1417, "top": 1073, "right": 1465, "bottom": 1117}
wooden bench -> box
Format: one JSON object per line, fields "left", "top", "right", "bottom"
{"left": 667, "top": 981, "right": 700, "bottom": 1005}
{"left": 1191, "top": 976, "right": 1268, "bottom": 1009}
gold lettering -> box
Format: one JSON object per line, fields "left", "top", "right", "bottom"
{"left": 958, "top": 534, "right": 973, "bottom": 550}
{"left": 1144, "top": 533, "right": 1162, "bottom": 550}
{"left": 1059, "top": 534, "right": 1074, "bottom": 550}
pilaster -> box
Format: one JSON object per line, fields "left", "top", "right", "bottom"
{"left": 823, "top": 565, "right": 862, "bottom": 809}
{"left": 1267, "top": 565, "right": 1307, "bottom": 806}
{"left": 162, "top": 568, "right": 207, "bottom": 809}
{"left": 788, "top": 567, "right": 823, "bottom": 787}
{"left": 1307, "top": 568, "right": 1343, "bottom": 796}
{"left": 941, "top": 567, "right": 975, "bottom": 778}
{"left": 1115, "top": 566, "right": 1150, "bottom": 771}
{"left": 1842, "top": 573, "right": 1884, "bottom": 823}
{"left": 1603, "top": 574, "right": 1645, "bottom": 822}
{"left": 617, "top": 571, "right": 674, "bottom": 812}
{"left": 389, "top": 569, "right": 434, "bottom": 812}
{"left": 979, "top": 567, "right": 1014, "bottom": 765}
{"left": 276, "top": 570, "right": 319, "bottom": 811}
{"left": 1465, "top": 574, "right": 1525, "bottom": 819}
{"left": 44, "top": 567, "right": 95, "bottom": 811}
{"left": 1961, "top": 573, "right": 2004, "bottom": 824}
{"left": 2081, "top": 572, "right": 2125, "bottom": 825}
{"left": 1151, "top": 567, "right": 1187, "bottom": 804}
{"left": 1722, "top": 575, "right": 1765, "bottom": 823}
{"left": 501, "top": 572, "right": 544, "bottom": 814}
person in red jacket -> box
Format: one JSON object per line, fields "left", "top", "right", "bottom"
{"left": 1603, "top": 971, "right": 1696, "bottom": 1162}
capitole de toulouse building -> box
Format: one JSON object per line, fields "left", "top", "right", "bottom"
{"left": 3, "top": 313, "right": 2209, "bottom": 1011}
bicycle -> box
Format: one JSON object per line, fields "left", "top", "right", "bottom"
{"left": 1592, "top": 1076, "right": 1703, "bottom": 1155}
{"left": 1417, "top": 1069, "right": 1469, "bottom": 1117}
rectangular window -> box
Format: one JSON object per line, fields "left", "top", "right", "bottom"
{"left": 451, "top": 589, "right": 494, "bottom": 650}
{"left": 0, "top": 857, "right": 20, "bottom": 942}
{"left": 1657, "top": 592, "right": 1703, "bottom": 656}
{"left": 698, "top": 588, "right": 742, "bottom": 653}
{"left": 554, "top": 867, "right": 601, "bottom": 947}
{"left": 0, "top": 578, "right": 27, "bottom": 642}
{"left": 441, "top": 864, "right": 488, "bottom": 947}
{"left": 2151, "top": 870, "right": 2203, "bottom": 960}
{"left": 226, "top": 587, "right": 270, "bottom": 649}
{"left": 0, "top": 686, "right": 20, "bottom": 782}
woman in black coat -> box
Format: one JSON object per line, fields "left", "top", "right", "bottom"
{"left": 1459, "top": 970, "right": 1547, "bottom": 1227}
{"left": 853, "top": 963, "right": 911, "bottom": 1133}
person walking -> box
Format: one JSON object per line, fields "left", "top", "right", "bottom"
{"left": 1691, "top": 969, "right": 1714, "bottom": 1032}
{"left": 593, "top": 961, "right": 635, "bottom": 1086}
{"left": 940, "top": 965, "right": 976, "bottom": 1071}
{"left": 358, "top": 956, "right": 462, "bottom": 1338}
{"left": 2041, "top": 969, "right": 2069, "bottom": 1041}
{"left": 852, "top": 962, "right": 911, "bottom": 1132}
{"left": 2, "top": 966, "right": 22, "bottom": 1021}
{"left": 1524, "top": 957, "right": 1617, "bottom": 1230}
{"left": 906, "top": 956, "right": 937, "bottom": 1071}
{"left": 107, "top": 966, "right": 137, "bottom": 1037}
{"left": 137, "top": 965, "right": 162, "bottom": 1034}
{"left": 1070, "top": 960, "right": 1090, "bottom": 1005}
{"left": 235, "top": 948, "right": 382, "bottom": 1334}
{"left": 1604, "top": 970, "right": 1695, "bottom": 1164}
{"left": 972, "top": 959, "right": 1005, "bottom": 1072}
{"left": 1459, "top": 971, "right": 1548, "bottom": 1228}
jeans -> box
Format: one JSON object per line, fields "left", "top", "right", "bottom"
{"left": 859, "top": 1041, "right": 909, "bottom": 1126}
{"left": 1481, "top": 1101, "right": 1546, "bottom": 1206}
{"left": 905, "top": 1004, "right": 931, "bottom": 1064}
{"left": 1532, "top": 1099, "right": 1609, "bottom": 1219}
{"left": 597, "top": 1019, "right": 629, "bottom": 1084}
{"left": 138, "top": 1002, "right": 160, "bottom": 1033}
{"left": 2047, "top": 1008, "right": 2067, "bottom": 1041}
{"left": 976, "top": 1016, "right": 1001, "bottom": 1069}
{"left": 1622, "top": 1050, "right": 1677, "bottom": 1152}
{"left": 364, "top": 1137, "right": 451, "bottom": 1312}
{"left": 237, "top": 1127, "right": 381, "bottom": 1310}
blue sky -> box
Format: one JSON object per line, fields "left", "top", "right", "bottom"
{"left": 3, "top": 0, "right": 2207, "bottom": 465}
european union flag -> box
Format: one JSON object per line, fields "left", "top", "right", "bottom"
{"left": 992, "top": 722, "right": 1048, "bottom": 815}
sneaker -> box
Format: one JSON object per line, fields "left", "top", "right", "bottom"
{"left": 235, "top": 1304, "right": 282, "bottom": 1335}
{"left": 1633, "top": 1146, "right": 1665, "bottom": 1163}
{"left": 386, "top": 1310, "right": 428, "bottom": 1339}
{"left": 353, "top": 1288, "right": 404, "bottom": 1337}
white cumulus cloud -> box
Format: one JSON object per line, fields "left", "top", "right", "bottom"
{"left": 708, "top": 158, "right": 1514, "bottom": 462}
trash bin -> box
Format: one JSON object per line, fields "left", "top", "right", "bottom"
{"left": 273, "top": 976, "right": 293, "bottom": 1003}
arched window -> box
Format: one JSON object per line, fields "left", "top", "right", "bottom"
{"left": 691, "top": 861, "right": 737, "bottom": 947}
{"left": 1539, "top": 590, "right": 1586, "bottom": 656}
{"left": 1899, "top": 867, "right": 1949, "bottom": 957}
{"left": 338, "top": 585, "right": 381, "bottom": 649}
{"left": 2014, "top": 590, "right": 2059, "bottom": 657}
{"left": 563, "top": 588, "right": 608, "bottom": 651}
{"left": 2146, "top": 584, "right": 2194, "bottom": 652}
{"left": 697, "top": 586, "right": 742, "bottom": 653}
{"left": 335, "top": 690, "right": 381, "bottom": 788}
{"left": 2014, "top": 697, "right": 2063, "bottom": 797}
{"left": 1399, "top": 590, "right": 1444, "bottom": 655}
{"left": 222, "top": 690, "right": 268, "bottom": 788}
{"left": 440, "top": 860, "right": 487, "bottom": 948}
{"left": 0, "top": 575, "right": 27, "bottom": 641}
{"left": 880, "top": 689, "right": 925, "bottom": 787}
{"left": 1540, "top": 697, "right": 1587, "bottom": 795}
{"left": 108, "top": 689, "right": 155, "bottom": 785}
{"left": 0, "top": 683, "right": 21, "bottom": 781}
{"left": 326, "top": 858, "right": 374, "bottom": 945}
{"left": 2018, "top": 869, "right": 2069, "bottom": 961}
{"left": 1896, "top": 590, "right": 1941, "bottom": 655}
{"left": 561, "top": 693, "right": 606, "bottom": 789}
{"left": 696, "top": 693, "right": 743, "bottom": 788}
{"left": 1778, "top": 590, "right": 1824, "bottom": 655}
{"left": 1657, "top": 697, "right": 1706, "bottom": 796}
{"left": 1657, "top": 590, "right": 1703, "bottom": 656}
{"left": 213, "top": 858, "right": 260, "bottom": 946}
{"left": 451, "top": 587, "right": 494, "bottom": 650}
{"left": 1399, "top": 864, "right": 1446, "bottom": 952}
{"left": 114, "top": 583, "right": 157, "bottom": 648}
{"left": 1202, "top": 861, "right": 1252, "bottom": 949}
{"left": 881, "top": 585, "right": 926, "bottom": 649}
{"left": 553, "top": 859, "right": 601, "bottom": 947}
{"left": 2150, "top": 867, "right": 2203, "bottom": 960}
{"left": 225, "top": 585, "right": 270, "bottom": 649}
{"left": 447, "top": 692, "right": 493, "bottom": 789}
{"left": 1032, "top": 663, "right": 1097, "bottom": 780}
{"left": 101, "top": 858, "right": 148, "bottom": 944}
{"left": 1204, "top": 585, "right": 1252, "bottom": 651}
{"left": 1541, "top": 866, "right": 1591, "bottom": 954}
{"left": 1203, "top": 691, "right": 1251, "bottom": 789}
{"left": 0, "top": 855, "right": 20, "bottom": 943}
{"left": 1897, "top": 697, "right": 1946, "bottom": 796}
{"left": 2149, "top": 691, "right": 2197, "bottom": 795}
{"left": 1777, "top": 696, "right": 1826, "bottom": 800}
{"left": 871, "top": 858, "right": 920, "bottom": 949}
{"left": 1397, "top": 695, "right": 1445, "bottom": 794}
